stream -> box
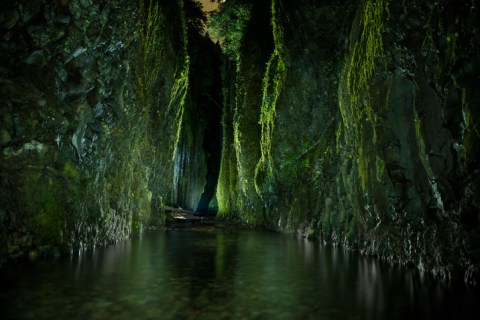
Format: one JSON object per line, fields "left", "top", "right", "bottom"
{"left": 1, "top": 229, "right": 479, "bottom": 319}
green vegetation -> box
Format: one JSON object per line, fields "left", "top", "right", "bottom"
{"left": 344, "top": 0, "right": 388, "bottom": 116}
{"left": 62, "top": 161, "right": 78, "bottom": 180}
{"left": 135, "top": 0, "right": 189, "bottom": 161}
{"left": 254, "top": 0, "right": 286, "bottom": 194}
{"left": 208, "top": 1, "right": 253, "bottom": 61}
{"left": 22, "top": 170, "right": 70, "bottom": 248}
{"left": 338, "top": 0, "right": 389, "bottom": 190}
{"left": 215, "top": 149, "right": 234, "bottom": 216}
{"left": 136, "top": 0, "right": 163, "bottom": 107}
{"left": 212, "top": 0, "right": 255, "bottom": 218}
{"left": 216, "top": 77, "right": 241, "bottom": 218}
{"left": 170, "top": 0, "right": 190, "bottom": 161}
{"left": 74, "top": 0, "right": 194, "bottom": 238}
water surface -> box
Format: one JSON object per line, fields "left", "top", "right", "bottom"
{"left": 1, "top": 229, "right": 479, "bottom": 319}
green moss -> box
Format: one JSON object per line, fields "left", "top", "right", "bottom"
{"left": 216, "top": 117, "right": 241, "bottom": 218}
{"left": 375, "top": 155, "right": 385, "bottom": 182}
{"left": 344, "top": 0, "right": 388, "bottom": 119}
{"left": 357, "top": 146, "right": 369, "bottom": 191}
{"left": 413, "top": 104, "right": 446, "bottom": 212}
{"left": 413, "top": 107, "right": 434, "bottom": 182}
{"left": 23, "top": 172, "right": 67, "bottom": 245}
{"left": 215, "top": 109, "right": 232, "bottom": 215}
{"left": 215, "top": 68, "right": 238, "bottom": 217}
{"left": 445, "top": 30, "right": 458, "bottom": 63}
{"left": 35, "top": 192, "right": 64, "bottom": 242}
{"left": 338, "top": 0, "right": 389, "bottom": 191}
{"left": 136, "top": 0, "right": 164, "bottom": 107}
{"left": 335, "top": 122, "right": 343, "bottom": 151}
{"left": 307, "top": 226, "right": 316, "bottom": 239}
{"left": 169, "top": 0, "right": 190, "bottom": 160}
{"left": 62, "top": 161, "right": 78, "bottom": 180}
{"left": 254, "top": 0, "right": 287, "bottom": 194}
{"left": 419, "top": 3, "right": 445, "bottom": 80}
{"left": 215, "top": 59, "right": 246, "bottom": 217}
{"left": 135, "top": 0, "right": 189, "bottom": 162}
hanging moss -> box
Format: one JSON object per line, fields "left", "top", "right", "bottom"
{"left": 214, "top": 0, "right": 272, "bottom": 219}
{"left": 254, "top": 0, "right": 286, "bottom": 194}
{"left": 136, "top": 0, "right": 163, "bottom": 108}
{"left": 338, "top": 0, "right": 389, "bottom": 191}
{"left": 135, "top": 0, "right": 189, "bottom": 162}
{"left": 208, "top": 0, "right": 255, "bottom": 215}
{"left": 170, "top": 0, "right": 190, "bottom": 160}
{"left": 344, "top": 0, "right": 388, "bottom": 119}
{"left": 215, "top": 77, "right": 233, "bottom": 217}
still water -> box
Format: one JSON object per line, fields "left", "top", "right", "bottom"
{"left": 1, "top": 229, "right": 479, "bottom": 320}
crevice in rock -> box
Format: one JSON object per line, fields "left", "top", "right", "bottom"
{"left": 192, "top": 41, "right": 223, "bottom": 214}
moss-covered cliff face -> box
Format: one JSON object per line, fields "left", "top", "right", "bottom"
{"left": 214, "top": 0, "right": 274, "bottom": 222}
{"left": 214, "top": 0, "right": 355, "bottom": 229}
{"left": 214, "top": 0, "right": 480, "bottom": 282}
{"left": 0, "top": 0, "right": 217, "bottom": 263}
{"left": 335, "top": 0, "right": 480, "bottom": 281}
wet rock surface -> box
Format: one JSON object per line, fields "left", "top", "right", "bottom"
{"left": 214, "top": 0, "right": 480, "bottom": 283}
{"left": 0, "top": 0, "right": 139, "bottom": 262}
{"left": 0, "top": 0, "right": 206, "bottom": 264}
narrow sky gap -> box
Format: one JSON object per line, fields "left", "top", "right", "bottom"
{"left": 199, "top": 0, "right": 219, "bottom": 12}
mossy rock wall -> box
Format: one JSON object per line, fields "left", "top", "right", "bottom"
{"left": 217, "top": 0, "right": 356, "bottom": 230}
{"left": 333, "top": 0, "right": 480, "bottom": 281}
{"left": 216, "top": 0, "right": 273, "bottom": 222}
{"left": 0, "top": 0, "right": 200, "bottom": 263}
{"left": 216, "top": 0, "right": 480, "bottom": 281}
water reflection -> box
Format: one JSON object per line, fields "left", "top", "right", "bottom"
{"left": 1, "top": 230, "right": 479, "bottom": 319}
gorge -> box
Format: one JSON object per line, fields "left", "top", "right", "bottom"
{"left": 1, "top": 0, "right": 480, "bottom": 318}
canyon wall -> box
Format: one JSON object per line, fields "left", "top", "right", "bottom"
{"left": 0, "top": 0, "right": 212, "bottom": 263}
{"left": 215, "top": 0, "right": 480, "bottom": 282}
